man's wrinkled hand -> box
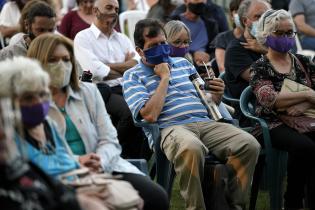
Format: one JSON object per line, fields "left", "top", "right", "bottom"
{"left": 240, "top": 37, "right": 267, "bottom": 54}
{"left": 193, "top": 51, "right": 210, "bottom": 66}
{"left": 154, "top": 63, "right": 170, "bottom": 80}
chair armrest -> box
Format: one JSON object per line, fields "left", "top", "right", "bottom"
{"left": 126, "top": 159, "right": 149, "bottom": 175}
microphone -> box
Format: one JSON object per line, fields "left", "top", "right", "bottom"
{"left": 189, "top": 73, "right": 223, "bottom": 121}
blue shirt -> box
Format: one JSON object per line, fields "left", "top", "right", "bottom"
{"left": 180, "top": 15, "right": 209, "bottom": 52}
{"left": 123, "top": 57, "right": 212, "bottom": 129}
{"left": 15, "top": 119, "right": 80, "bottom": 178}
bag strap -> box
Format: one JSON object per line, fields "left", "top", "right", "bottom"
{"left": 291, "top": 53, "right": 312, "bottom": 87}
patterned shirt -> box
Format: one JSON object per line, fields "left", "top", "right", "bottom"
{"left": 249, "top": 54, "right": 315, "bottom": 135}
{"left": 123, "top": 57, "right": 212, "bottom": 129}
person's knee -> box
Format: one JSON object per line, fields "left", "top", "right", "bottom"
{"left": 235, "top": 133, "right": 261, "bottom": 159}
{"left": 175, "top": 142, "right": 208, "bottom": 170}
{"left": 146, "top": 184, "right": 169, "bottom": 210}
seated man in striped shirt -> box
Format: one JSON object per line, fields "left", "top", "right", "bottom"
{"left": 123, "top": 18, "right": 261, "bottom": 210}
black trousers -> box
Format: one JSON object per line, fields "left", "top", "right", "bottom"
{"left": 114, "top": 172, "right": 169, "bottom": 210}
{"left": 266, "top": 124, "right": 315, "bottom": 209}
{"left": 97, "top": 84, "right": 151, "bottom": 160}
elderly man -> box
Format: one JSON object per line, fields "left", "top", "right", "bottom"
{"left": 224, "top": 0, "right": 270, "bottom": 99}
{"left": 74, "top": 0, "right": 148, "bottom": 159}
{"left": 0, "top": 1, "right": 56, "bottom": 60}
{"left": 123, "top": 18, "right": 261, "bottom": 210}
{"left": 223, "top": 0, "right": 270, "bottom": 126}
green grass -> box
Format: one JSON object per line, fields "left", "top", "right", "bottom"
{"left": 169, "top": 177, "right": 270, "bottom": 210}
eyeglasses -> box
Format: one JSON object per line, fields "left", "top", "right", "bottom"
{"left": 171, "top": 39, "right": 192, "bottom": 47}
{"left": 272, "top": 30, "right": 297, "bottom": 38}
{"left": 19, "top": 91, "right": 50, "bottom": 104}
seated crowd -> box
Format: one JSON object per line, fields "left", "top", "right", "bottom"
{"left": 0, "top": 0, "right": 314, "bottom": 209}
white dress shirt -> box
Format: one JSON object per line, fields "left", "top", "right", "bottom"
{"left": 0, "top": 2, "right": 20, "bottom": 27}
{"left": 74, "top": 23, "right": 140, "bottom": 86}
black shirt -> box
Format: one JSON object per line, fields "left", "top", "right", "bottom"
{"left": 210, "top": 30, "right": 236, "bottom": 50}
{"left": 224, "top": 35, "right": 262, "bottom": 98}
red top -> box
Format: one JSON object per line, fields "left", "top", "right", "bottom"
{"left": 58, "top": 10, "right": 90, "bottom": 40}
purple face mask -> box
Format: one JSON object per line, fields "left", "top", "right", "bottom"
{"left": 265, "top": 35, "right": 295, "bottom": 53}
{"left": 20, "top": 101, "right": 50, "bottom": 127}
{"left": 170, "top": 45, "right": 189, "bottom": 57}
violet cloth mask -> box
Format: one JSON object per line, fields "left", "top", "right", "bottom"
{"left": 20, "top": 101, "right": 50, "bottom": 127}
{"left": 265, "top": 36, "right": 295, "bottom": 53}
{"left": 187, "top": 3, "right": 205, "bottom": 16}
{"left": 170, "top": 45, "right": 189, "bottom": 57}
{"left": 144, "top": 44, "right": 171, "bottom": 65}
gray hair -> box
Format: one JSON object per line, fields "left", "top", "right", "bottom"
{"left": 164, "top": 20, "right": 191, "bottom": 43}
{"left": 238, "top": 0, "right": 270, "bottom": 28}
{"left": 0, "top": 57, "right": 50, "bottom": 97}
{"left": 256, "top": 9, "right": 295, "bottom": 46}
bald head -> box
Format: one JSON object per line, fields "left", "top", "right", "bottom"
{"left": 93, "top": 0, "right": 119, "bottom": 33}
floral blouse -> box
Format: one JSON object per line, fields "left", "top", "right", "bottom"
{"left": 249, "top": 54, "right": 315, "bottom": 136}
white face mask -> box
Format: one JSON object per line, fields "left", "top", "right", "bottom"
{"left": 249, "top": 20, "right": 259, "bottom": 38}
{"left": 233, "top": 13, "right": 242, "bottom": 28}
{"left": 46, "top": 61, "right": 73, "bottom": 88}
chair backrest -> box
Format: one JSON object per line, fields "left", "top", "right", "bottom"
{"left": 119, "top": 10, "right": 147, "bottom": 46}
{"left": 218, "top": 72, "right": 240, "bottom": 104}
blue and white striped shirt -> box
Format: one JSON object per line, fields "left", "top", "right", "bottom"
{"left": 123, "top": 57, "right": 212, "bottom": 129}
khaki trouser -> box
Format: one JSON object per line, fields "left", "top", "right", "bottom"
{"left": 161, "top": 121, "right": 260, "bottom": 210}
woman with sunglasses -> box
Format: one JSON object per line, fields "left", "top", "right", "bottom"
{"left": 251, "top": 9, "right": 315, "bottom": 209}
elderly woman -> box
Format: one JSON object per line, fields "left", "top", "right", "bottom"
{"left": 58, "top": 0, "right": 94, "bottom": 39}
{"left": 251, "top": 9, "right": 315, "bottom": 209}
{"left": 0, "top": 56, "right": 113, "bottom": 210}
{"left": 164, "top": 20, "right": 191, "bottom": 59}
{"left": 27, "top": 33, "right": 169, "bottom": 210}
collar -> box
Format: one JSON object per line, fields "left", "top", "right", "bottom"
{"left": 67, "top": 85, "right": 82, "bottom": 101}
{"left": 90, "top": 23, "right": 117, "bottom": 39}
{"left": 139, "top": 57, "right": 177, "bottom": 73}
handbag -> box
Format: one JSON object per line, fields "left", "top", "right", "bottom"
{"left": 59, "top": 168, "right": 143, "bottom": 210}
{"left": 278, "top": 54, "right": 315, "bottom": 133}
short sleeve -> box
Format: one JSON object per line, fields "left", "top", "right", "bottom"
{"left": 250, "top": 60, "right": 278, "bottom": 109}
{"left": 123, "top": 69, "right": 150, "bottom": 120}
{"left": 225, "top": 40, "right": 254, "bottom": 79}
{"left": 289, "top": 0, "right": 305, "bottom": 17}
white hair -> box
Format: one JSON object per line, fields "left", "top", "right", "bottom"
{"left": 0, "top": 57, "right": 50, "bottom": 97}
{"left": 164, "top": 20, "right": 191, "bottom": 42}
{"left": 256, "top": 9, "right": 296, "bottom": 46}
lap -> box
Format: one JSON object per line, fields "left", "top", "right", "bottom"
{"left": 269, "top": 124, "right": 315, "bottom": 157}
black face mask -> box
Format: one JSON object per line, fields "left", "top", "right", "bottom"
{"left": 188, "top": 2, "right": 205, "bottom": 16}
{"left": 27, "top": 26, "right": 36, "bottom": 40}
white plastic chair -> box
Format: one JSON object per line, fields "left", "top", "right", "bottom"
{"left": 295, "top": 33, "right": 315, "bottom": 60}
{"left": 119, "top": 10, "right": 147, "bottom": 46}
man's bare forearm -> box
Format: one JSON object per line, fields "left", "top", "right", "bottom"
{"left": 139, "top": 77, "right": 169, "bottom": 122}
{"left": 107, "top": 59, "right": 138, "bottom": 74}
{"left": 0, "top": 25, "right": 19, "bottom": 38}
